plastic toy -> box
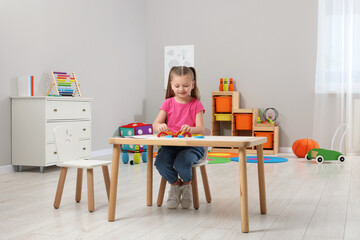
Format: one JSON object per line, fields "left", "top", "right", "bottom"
{"left": 229, "top": 78, "right": 234, "bottom": 91}
{"left": 157, "top": 131, "right": 192, "bottom": 138}
{"left": 122, "top": 148, "right": 129, "bottom": 164}
{"left": 133, "top": 145, "right": 141, "bottom": 164}
{"left": 305, "top": 148, "right": 345, "bottom": 164}
{"left": 257, "top": 117, "right": 261, "bottom": 123}
{"left": 119, "top": 122, "right": 153, "bottom": 152}
{"left": 292, "top": 138, "right": 319, "bottom": 158}
{"left": 219, "top": 78, "right": 223, "bottom": 91}
{"left": 142, "top": 146, "right": 147, "bottom": 163}
{"left": 223, "top": 78, "right": 229, "bottom": 91}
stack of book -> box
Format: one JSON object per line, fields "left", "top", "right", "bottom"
{"left": 17, "top": 75, "right": 34, "bottom": 96}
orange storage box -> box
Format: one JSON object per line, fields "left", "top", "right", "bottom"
{"left": 234, "top": 114, "right": 253, "bottom": 130}
{"left": 254, "top": 131, "right": 274, "bottom": 149}
{"left": 214, "top": 96, "right": 232, "bottom": 113}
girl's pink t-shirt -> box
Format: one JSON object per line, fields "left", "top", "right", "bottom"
{"left": 160, "top": 97, "right": 205, "bottom": 133}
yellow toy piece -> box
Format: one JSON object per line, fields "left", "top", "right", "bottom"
{"left": 134, "top": 145, "right": 141, "bottom": 164}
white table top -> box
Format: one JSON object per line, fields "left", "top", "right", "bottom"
{"left": 109, "top": 135, "right": 267, "bottom": 148}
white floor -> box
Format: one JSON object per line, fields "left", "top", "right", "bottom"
{"left": 1, "top": 153, "right": 360, "bottom": 240}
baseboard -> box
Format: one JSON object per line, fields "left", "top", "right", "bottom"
{"left": 91, "top": 148, "right": 113, "bottom": 157}
{"left": 0, "top": 165, "right": 15, "bottom": 174}
{"left": 280, "top": 147, "right": 292, "bottom": 153}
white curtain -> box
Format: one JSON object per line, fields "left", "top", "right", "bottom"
{"left": 314, "top": 0, "right": 360, "bottom": 155}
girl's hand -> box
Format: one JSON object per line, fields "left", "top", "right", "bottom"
{"left": 180, "top": 124, "right": 192, "bottom": 133}
{"left": 158, "top": 123, "right": 169, "bottom": 132}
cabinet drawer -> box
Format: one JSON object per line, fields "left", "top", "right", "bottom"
{"left": 79, "top": 139, "right": 91, "bottom": 158}
{"left": 46, "top": 140, "right": 91, "bottom": 164}
{"left": 46, "top": 122, "right": 91, "bottom": 143}
{"left": 47, "top": 101, "right": 90, "bottom": 120}
{"left": 46, "top": 144, "right": 59, "bottom": 165}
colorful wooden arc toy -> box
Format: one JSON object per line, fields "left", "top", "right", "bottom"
{"left": 157, "top": 131, "right": 192, "bottom": 138}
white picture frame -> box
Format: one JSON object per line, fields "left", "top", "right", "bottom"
{"left": 164, "top": 45, "right": 194, "bottom": 89}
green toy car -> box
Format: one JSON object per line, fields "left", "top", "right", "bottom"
{"left": 305, "top": 148, "right": 345, "bottom": 164}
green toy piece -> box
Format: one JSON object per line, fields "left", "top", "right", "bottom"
{"left": 305, "top": 148, "right": 345, "bottom": 164}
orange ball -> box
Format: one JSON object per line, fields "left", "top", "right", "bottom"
{"left": 292, "top": 139, "right": 319, "bottom": 158}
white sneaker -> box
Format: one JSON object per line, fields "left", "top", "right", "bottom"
{"left": 167, "top": 185, "right": 181, "bottom": 209}
{"left": 180, "top": 184, "right": 192, "bottom": 209}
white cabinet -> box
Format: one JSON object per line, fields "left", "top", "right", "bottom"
{"left": 11, "top": 97, "right": 92, "bottom": 172}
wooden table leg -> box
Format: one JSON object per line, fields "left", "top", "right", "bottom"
{"left": 108, "top": 144, "right": 121, "bottom": 221}
{"left": 238, "top": 147, "right": 249, "bottom": 233}
{"left": 147, "top": 145, "right": 154, "bottom": 206}
{"left": 256, "top": 144, "right": 267, "bottom": 214}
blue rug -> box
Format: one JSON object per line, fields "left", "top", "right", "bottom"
{"left": 231, "top": 156, "right": 288, "bottom": 163}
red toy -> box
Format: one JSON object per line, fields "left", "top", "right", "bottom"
{"left": 157, "top": 131, "right": 192, "bottom": 138}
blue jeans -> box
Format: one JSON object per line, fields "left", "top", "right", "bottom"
{"left": 155, "top": 146, "right": 205, "bottom": 184}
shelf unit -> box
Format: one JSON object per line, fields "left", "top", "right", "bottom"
{"left": 211, "top": 91, "right": 279, "bottom": 154}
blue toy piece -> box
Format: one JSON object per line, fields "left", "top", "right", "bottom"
{"left": 142, "top": 146, "right": 147, "bottom": 163}
{"left": 122, "top": 148, "right": 129, "bottom": 164}
{"left": 194, "top": 135, "right": 204, "bottom": 139}
{"left": 166, "top": 135, "right": 173, "bottom": 138}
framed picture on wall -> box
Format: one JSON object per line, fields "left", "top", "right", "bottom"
{"left": 164, "top": 45, "right": 194, "bottom": 89}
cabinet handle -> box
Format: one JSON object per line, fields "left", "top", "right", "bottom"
{"left": 54, "top": 151, "right": 57, "bottom": 155}
{"left": 82, "top": 109, "right": 86, "bottom": 112}
{"left": 82, "top": 147, "right": 86, "bottom": 150}
{"left": 53, "top": 109, "right": 58, "bottom": 112}
{"left": 83, "top": 128, "right": 86, "bottom": 131}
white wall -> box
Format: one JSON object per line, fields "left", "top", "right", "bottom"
{"left": 145, "top": 0, "right": 318, "bottom": 149}
{"left": 0, "top": 0, "right": 147, "bottom": 166}
{"left": 1, "top": 0, "right": 319, "bottom": 166}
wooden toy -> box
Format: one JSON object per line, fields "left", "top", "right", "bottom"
{"left": 305, "top": 148, "right": 345, "bottom": 164}
{"left": 119, "top": 123, "right": 153, "bottom": 152}
{"left": 47, "top": 71, "right": 82, "bottom": 97}
{"left": 157, "top": 131, "right": 192, "bottom": 138}
{"left": 134, "top": 145, "right": 141, "bottom": 164}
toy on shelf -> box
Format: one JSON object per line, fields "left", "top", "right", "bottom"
{"left": 263, "top": 108, "right": 278, "bottom": 124}
{"left": 305, "top": 148, "right": 345, "bottom": 164}
{"left": 257, "top": 117, "right": 262, "bottom": 123}
{"left": 223, "top": 78, "right": 229, "bottom": 91}
{"left": 47, "top": 71, "right": 82, "bottom": 97}
{"left": 229, "top": 78, "right": 234, "bottom": 91}
{"left": 219, "top": 78, "right": 223, "bottom": 91}
{"left": 157, "top": 131, "right": 192, "bottom": 138}
{"left": 218, "top": 77, "right": 234, "bottom": 91}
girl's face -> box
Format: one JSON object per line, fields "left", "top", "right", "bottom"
{"left": 170, "top": 74, "right": 194, "bottom": 100}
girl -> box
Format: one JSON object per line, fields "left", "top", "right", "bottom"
{"left": 153, "top": 66, "right": 205, "bottom": 209}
